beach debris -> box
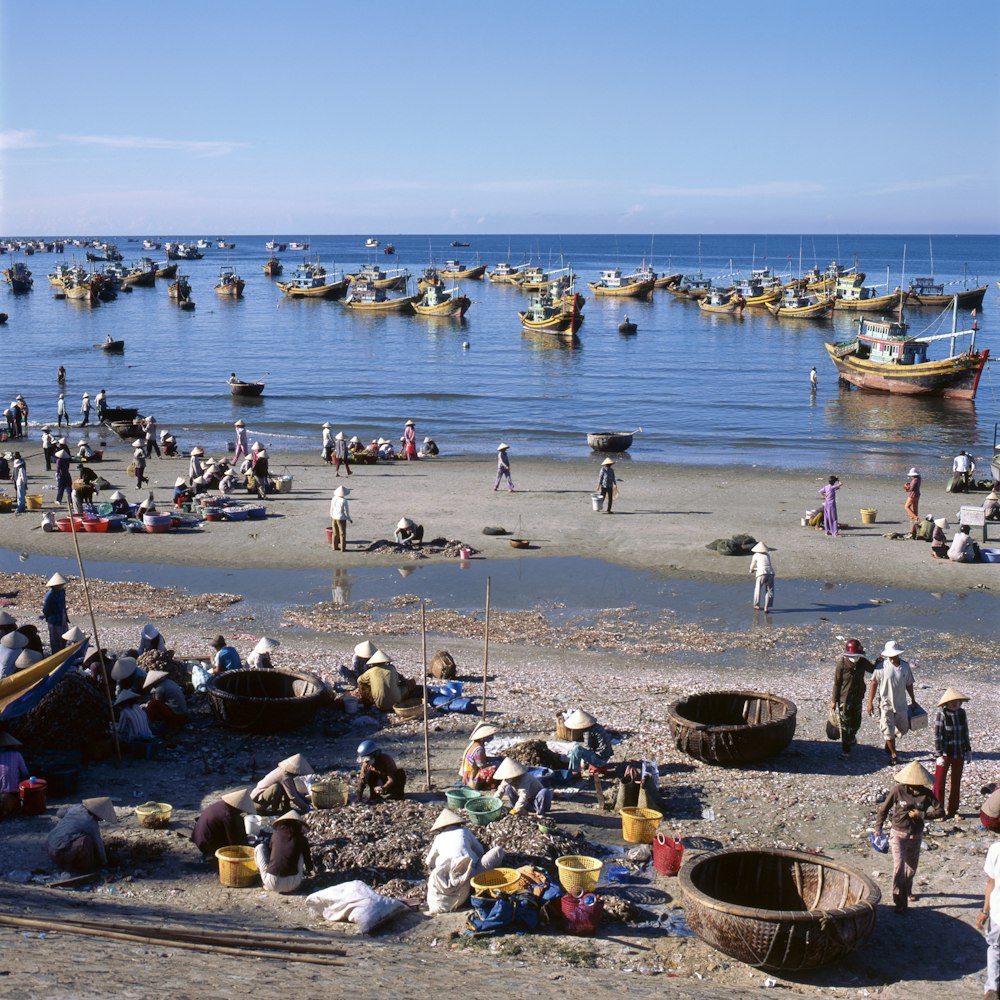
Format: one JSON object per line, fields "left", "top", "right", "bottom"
{"left": 364, "top": 538, "right": 478, "bottom": 559}
{"left": 705, "top": 535, "right": 757, "bottom": 556}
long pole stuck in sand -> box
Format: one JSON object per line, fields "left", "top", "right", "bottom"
{"left": 421, "top": 600, "right": 431, "bottom": 790}
{"left": 482, "top": 576, "right": 491, "bottom": 720}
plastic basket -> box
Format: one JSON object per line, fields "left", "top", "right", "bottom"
{"left": 0, "top": 496, "right": 13, "bottom": 513}
{"left": 135, "top": 801, "right": 173, "bottom": 829}
{"left": 215, "top": 845, "right": 258, "bottom": 887}
{"left": 446, "top": 787, "right": 483, "bottom": 811}
{"left": 465, "top": 795, "right": 504, "bottom": 826}
{"left": 470, "top": 867, "right": 521, "bottom": 894}
{"left": 620, "top": 806, "right": 663, "bottom": 844}
{"left": 860, "top": 508, "right": 877, "bottom": 525}
{"left": 555, "top": 855, "right": 603, "bottom": 894}
{"left": 561, "top": 891, "right": 604, "bottom": 936}
{"left": 25, "top": 494, "right": 44, "bottom": 510}
{"left": 653, "top": 834, "right": 685, "bottom": 876}
{"left": 310, "top": 780, "right": 349, "bottom": 809}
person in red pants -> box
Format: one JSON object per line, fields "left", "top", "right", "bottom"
{"left": 933, "top": 687, "right": 971, "bottom": 820}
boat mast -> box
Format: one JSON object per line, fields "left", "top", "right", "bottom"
{"left": 929, "top": 237, "right": 935, "bottom": 280}
{"left": 950, "top": 295, "right": 958, "bottom": 356}
{"left": 898, "top": 245, "right": 907, "bottom": 324}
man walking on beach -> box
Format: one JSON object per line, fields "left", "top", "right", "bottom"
{"left": 330, "top": 485, "right": 352, "bottom": 552}
{"left": 56, "top": 392, "right": 67, "bottom": 429}
{"left": 494, "top": 443, "right": 514, "bottom": 492}
{"left": 866, "top": 641, "right": 915, "bottom": 766}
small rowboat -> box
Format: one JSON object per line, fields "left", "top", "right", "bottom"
{"left": 101, "top": 339, "right": 125, "bottom": 353}
{"left": 229, "top": 378, "right": 265, "bottom": 397}
{"left": 587, "top": 428, "right": 641, "bottom": 452}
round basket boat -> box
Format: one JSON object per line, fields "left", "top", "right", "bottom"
{"left": 678, "top": 848, "right": 880, "bottom": 972}
{"left": 587, "top": 430, "right": 638, "bottom": 452}
{"left": 666, "top": 690, "right": 796, "bottom": 765}
{"left": 208, "top": 668, "right": 326, "bottom": 733}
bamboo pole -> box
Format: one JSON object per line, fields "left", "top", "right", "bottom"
{"left": 421, "top": 601, "right": 431, "bottom": 791}
{"left": 64, "top": 499, "right": 120, "bottom": 760}
{"left": 481, "top": 576, "right": 491, "bottom": 720}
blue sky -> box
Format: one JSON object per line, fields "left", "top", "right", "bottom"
{"left": 2, "top": 0, "right": 998, "bottom": 234}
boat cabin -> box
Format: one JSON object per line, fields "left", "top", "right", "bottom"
{"left": 682, "top": 274, "right": 712, "bottom": 292}
{"left": 835, "top": 278, "right": 880, "bottom": 302}
{"left": 909, "top": 277, "right": 944, "bottom": 296}
{"left": 854, "top": 319, "right": 927, "bottom": 365}
{"left": 443, "top": 259, "right": 463, "bottom": 271}
{"left": 596, "top": 268, "right": 637, "bottom": 288}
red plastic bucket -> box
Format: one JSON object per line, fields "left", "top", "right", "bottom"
{"left": 19, "top": 778, "right": 47, "bottom": 816}
{"left": 561, "top": 891, "right": 603, "bottom": 936}
{"left": 653, "top": 834, "right": 685, "bottom": 876}
{"left": 325, "top": 526, "right": 334, "bottom": 545}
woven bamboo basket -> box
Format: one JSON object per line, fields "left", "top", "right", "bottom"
{"left": 678, "top": 848, "right": 880, "bottom": 971}
{"left": 620, "top": 807, "right": 663, "bottom": 843}
{"left": 470, "top": 867, "right": 521, "bottom": 894}
{"left": 310, "top": 780, "right": 348, "bottom": 809}
{"left": 392, "top": 698, "right": 426, "bottom": 721}
{"left": 555, "top": 855, "right": 603, "bottom": 894}
{"left": 135, "top": 801, "right": 172, "bottom": 829}
{"left": 554, "top": 715, "right": 584, "bottom": 742}
{"left": 666, "top": 690, "right": 797, "bottom": 765}
{"left": 215, "top": 846, "right": 258, "bottom": 888}
{"left": 208, "top": 668, "right": 326, "bottom": 733}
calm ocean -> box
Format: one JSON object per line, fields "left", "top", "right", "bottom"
{"left": 4, "top": 233, "right": 998, "bottom": 475}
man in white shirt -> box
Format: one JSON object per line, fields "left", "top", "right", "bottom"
{"left": 977, "top": 841, "right": 1000, "bottom": 1000}
{"left": 953, "top": 450, "right": 975, "bottom": 492}
{"left": 948, "top": 525, "right": 977, "bottom": 563}
{"left": 866, "top": 641, "right": 915, "bottom": 765}
{"left": 329, "top": 485, "right": 352, "bottom": 552}
{"left": 748, "top": 542, "right": 774, "bottom": 613}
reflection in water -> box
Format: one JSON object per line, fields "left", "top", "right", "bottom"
{"left": 520, "top": 329, "right": 582, "bottom": 355}
{"left": 332, "top": 568, "right": 353, "bottom": 606}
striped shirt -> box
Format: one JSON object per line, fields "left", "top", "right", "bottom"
{"left": 934, "top": 706, "right": 971, "bottom": 759}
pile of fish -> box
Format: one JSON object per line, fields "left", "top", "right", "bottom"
{"left": 363, "top": 538, "right": 478, "bottom": 559}
{"left": 8, "top": 671, "right": 111, "bottom": 750}
{"left": 502, "top": 740, "right": 564, "bottom": 770}
{"left": 137, "top": 648, "right": 189, "bottom": 688}
{"left": 476, "top": 813, "right": 607, "bottom": 869}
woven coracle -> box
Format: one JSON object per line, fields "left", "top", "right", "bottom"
{"left": 666, "top": 690, "right": 796, "bottom": 765}
{"left": 678, "top": 848, "right": 880, "bottom": 971}
{"left": 208, "top": 668, "right": 326, "bottom": 733}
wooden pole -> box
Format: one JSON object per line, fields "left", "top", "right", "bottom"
{"left": 421, "top": 601, "right": 431, "bottom": 791}
{"left": 65, "top": 498, "right": 121, "bottom": 761}
{"left": 481, "top": 576, "right": 491, "bottom": 720}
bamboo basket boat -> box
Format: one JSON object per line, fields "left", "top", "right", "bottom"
{"left": 666, "top": 690, "right": 796, "bottom": 765}
{"left": 679, "top": 848, "right": 880, "bottom": 971}
{"left": 587, "top": 428, "right": 640, "bottom": 452}
{"left": 208, "top": 668, "right": 326, "bottom": 732}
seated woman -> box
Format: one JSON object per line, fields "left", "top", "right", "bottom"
{"left": 71, "top": 463, "right": 99, "bottom": 513}
{"left": 47, "top": 797, "right": 118, "bottom": 871}
{"left": 247, "top": 636, "right": 278, "bottom": 669}
{"left": 394, "top": 518, "right": 424, "bottom": 547}
{"left": 984, "top": 490, "right": 1000, "bottom": 522}
{"left": 930, "top": 517, "right": 950, "bottom": 559}
{"left": 136, "top": 492, "right": 157, "bottom": 519}
{"left": 114, "top": 689, "right": 155, "bottom": 751}
{"left": 255, "top": 810, "right": 312, "bottom": 894}
{"left": 495, "top": 758, "right": 552, "bottom": 817}
{"left": 356, "top": 740, "right": 406, "bottom": 801}
{"left": 420, "top": 437, "right": 439, "bottom": 457}
{"left": 948, "top": 524, "right": 978, "bottom": 563}
{"left": 172, "top": 477, "right": 193, "bottom": 508}
{"left": 981, "top": 785, "right": 1000, "bottom": 832}
{"left": 377, "top": 438, "right": 394, "bottom": 461}
{"left": 251, "top": 753, "right": 313, "bottom": 815}
{"left": 191, "top": 789, "right": 254, "bottom": 860}
{"left": 76, "top": 440, "right": 94, "bottom": 461}
{"left": 346, "top": 639, "right": 378, "bottom": 682}
{"left": 202, "top": 463, "right": 224, "bottom": 490}
{"left": 160, "top": 429, "right": 177, "bottom": 457}
{"left": 143, "top": 669, "right": 189, "bottom": 731}
{"left": 563, "top": 709, "right": 614, "bottom": 776}
{"left": 424, "top": 808, "right": 504, "bottom": 875}
{"left": 137, "top": 623, "right": 166, "bottom": 656}
{"left": 459, "top": 722, "right": 499, "bottom": 790}
{"left": 108, "top": 490, "right": 131, "bottom": 516}
{"left": 111, "top": 655, "right": 146, "bottom": 695}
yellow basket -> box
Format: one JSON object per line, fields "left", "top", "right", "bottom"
{"left": 621, "top": 807, "right": 663, "bottom": 844}
{"left": 310, "top": 780, "right": 349, "bottom": 809}
{"left": 215, "top": 845, "right": 258, "bottom": 887}
{"left": 0, "top": 496, "right": 13, "bottom": 513}
{"left": 860, "top": 508, "right": 877, "bottom": 525}
{"left": 470, "top": 867, "right": 522, "bottom": 895}
{"left": 25, "top": 494, "right": 44, "bottom": 511}
{"left": 555, "top": 855, "right": 603, "bottom": 894}
{"left": 135, "top": 801, "right": 172, "bottom": 829}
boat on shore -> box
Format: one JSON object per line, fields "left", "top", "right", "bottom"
{"left": 215, "top": 266, "right": 246, "bottom": 297}
{"left": 698, "top": 289, "right": 746, "bottom": 314}
{"left": 905, "top": 276, "right": 987, "bottom": 310}
{"left": 276, "top": 261, "right": 348, "bottom": 299}
{"left": 343, "top": 279, "right": 419, "bottom": 312}
{"left": 587, "top": 267, "right": 654, "bottom": 299}
{"left": 824, "top": 303, "right": 989, "bottom": 400}
{"left": 263, "top": 256, "right": 283, "bottom": 277}
{"left": 345, "top": 263, "right": 411, "bottom": 291}
{"left": 440, "top": 258, "right": 487, "bottom": 281}
{"left": 411, "top": 283, "right": 471, "bottom": 319}
{"left": 767, "top": 287, "right": 835, "bottom": 319}
{"left": 229, "top": 374, "right": 265, "bottom": 397}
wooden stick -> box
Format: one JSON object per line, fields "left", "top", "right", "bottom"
{"left": 421, "top": 601, "right": 431, "bottom": 791}
{"left": 65, "top": 499, "right": 120, "bottom": 761}
{"left": 482, "top": 575, "right": 491, "bottom": 720}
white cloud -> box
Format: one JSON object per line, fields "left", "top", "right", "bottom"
{"left": 646, "top": 180, "right": 826, "bottom": 198}
{"left": 0, "top": 130, "right": 45, "bottom": 150}
{"left": 58, "top": 134, "right": 247, "bottom": 158}
{"left": 868, "top": 174, "right": 980, "bottom": 196}
{"left": 622, "top": 204, "right": 643, "bottom": 217}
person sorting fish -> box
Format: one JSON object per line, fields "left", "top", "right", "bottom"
{"left": 495, "top": 758, "right": 552, "bottom": 817}
{"left": 251, "top": 754, "right": 313, "bottom": 815}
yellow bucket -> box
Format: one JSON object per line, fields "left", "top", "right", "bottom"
{"left": 0, "top": 496, "right": 13, "bottom": 513}
{"left": 25, "top": 494, "right": 44, "bottom": 510}
{"left": 621, "top": 807, "right": 663, "bottom": 844}
{"left": 860, "top": 508, "right": 877, "bottom": 525}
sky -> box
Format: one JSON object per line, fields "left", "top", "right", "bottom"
{"left": 2, "top": 0, "right": 999, "bottom": 235}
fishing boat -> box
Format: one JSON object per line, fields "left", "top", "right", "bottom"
{"left": 440, "top": 258, "right": 487, "bottom": 280}
{"left": 587, "top": 428, "right": 640, "bottom": 452}
{"left": 276, "top": 262, "right": 348, "bottom": 299}
{"left": 364, "top": 238, "right": 380, "bottom": 248}
{"left": 831, "top": 276, "right": 902, "bottom": 312}
{"left": 120, "top": 258, "right": 157, "bottom": 288}
{"left": 265, "top": 240, "right": 287, "bottom": 252}
{"left": 345, "top": 263, "right": 411, "bottom": 291}
{"left": 517, "top": 265, "right": 558, "bottom": 292}
{"left": 804, "top": 260, "right": 864, "bottom": 293}
{"left": 229, "top": 375, "right": 265, "bottom": 397}
{"left": 487, "top": 261, "right": 525, "bottom": 284}
{"left": 766, "top": 287, "right": 835, "bottom": 319}
{"left": 417, "top": 265, "right": 442, "bottom": 293}
{"left": 730, "top": 268, "right": 782, "bottom": 308}
{"left": 547, "top": 268, "right": 585, "bottom": 312}
{"left": 48, "top": 262, "right": 83, "bottom": 288}
{"left": 3, "top": 261, "right": 33, "bottom": 292}
{"left": 450, "top": 240, "right": 470, "bottom": 247}
{"left": 664, "top": 272, "right": 713, "bottom": 300}
{"left": 288, "top": 241, "right": 309, "bottom": 251}
{"left": 168, "top": 274, "right": 195, "bottom": 308}
{"left": 905, "top": 275, "right": 987, "bottom": 310}
{"left": 587, "top": 267, "right": 654, "bottom": 299}
{"left": 698, "top": 289, "right": 746, "bottom": 314}
{"left": 154, "top": 261, "right": 178, "bottom": 279}
{"left": 411, "top": 282, "right": 471, "bottom": 319}
{"left": 62, "top": 271, "right": 103, "bottom": 305}
{"left": 195, "top": 239, "right": 210, "bottom": 250}
{"left": 215, "top": 266, "right": 246, "bottom": 297}
{"left": 101, "top": 338, "right": 125, "bottom": 353}
{"left": 342, "top": 279, "right": 419, "bottom": 312}
{"left": 217, "top": 239, "right": 236, "bottom": 250}
{"left": 383, "top": 243, "right": 395, "bottom": 255}
{"left": 166, "top": 243, "right": 203, "bottom": 260}
{"left": 654, "top": 271, "right": 684, "bottom": 289}
{"left": 262, "top": 256, "right": 283, "bottom": 277}
{"left": 142, "top": 239, "right": 161, "bottom": 251}
{"left": 824, "top": 302, "right": 989, "bottom": 400}
{"left": 518, "top": 291, "right": 583, "bottom": 338}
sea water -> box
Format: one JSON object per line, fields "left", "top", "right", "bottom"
{"left": 4, "top": 233, "right": 998, "bottom": 474}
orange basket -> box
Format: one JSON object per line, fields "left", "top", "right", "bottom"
{"left": 215, "top": 845, "right": 258, "bottom": 887}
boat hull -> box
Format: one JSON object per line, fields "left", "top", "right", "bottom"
{"left": 215, "top": 280, "right": 246, "bottom": 297}
{"left": 587, "top": 279, "right": 654, "bottom": 299}
{"left": 155, "top": 263, "right": 178, "bottom": 279}
{"left": 767, "top": 299, "right": 835, "bottom": 319}
{"left": 344, "top": 294, "right": 420, "bottom": 312}
{"left": 412, "top": 296, "right": 471, "bottom": 318}
{"left": 101, "top": 341, "right": 125, "bottom": 354}
{"left": 230, "top": 382, "right": 265, "bottom": 397}
{"left": 276, "top": 278, "right": 348, "bottom": 299}
{"left": 440, "top": 264, "right": 487, "bottom": 281}
{"left": 519, "top": 310, "right": 583, "bottom": 336}
{"left": 488, "top": 270, "right": 522, "bottom": 284}
{"left": 833, "top": 291, "right": 902, "bottom": 312}
{"left": 654, "top": 272, "right": 684, "bottom": 289}
{"left": 121, "top": 270, "right": 155, "bottom": 288}
{"left": 824, "top": 343, "right": 989, "bottom": 400}
{"left": 698, "top": 297, "right": 744, "bottom": 314}
{"left": 905, "top": 286, "right": 988, "bottom": 310}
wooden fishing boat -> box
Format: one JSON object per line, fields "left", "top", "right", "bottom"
{"left": 166, "top": 243, "right": 203, "bottom": 260}
{"left": 262, "top": 256, "right": 283, "bottom": 277}
{"left": 698, "top": 289, "right": 746, "bottom": 314}
{"left": 276, "top": 262, "right": 348, "bottom": 299}
{"left": 824, "top": 308, "right": 989, "bottom": 400}
{"left": 3, "top": 261, "right": 33, "bottom": 292}
{"left": 654, "top": 271, "right": 684, "bottom": 289}
{"left": 805, "top": 260, "right": 863, "bottom": 293}
{"left": 440, "top": 258, "right": 487, "bottom": 280}
{"left": 214, "top": 266, "right": 245, "bottom": 297}
{"left": 587, "top": 428, "right": 640, "bottom": 452}
{"left": 587, "top": 267, "right": 654, "bottom": 299}
{"left": 487, "top": 261, "right": 524, "bottom": 284}
{"left": 342, "top": 279, "right": 419, "bottom": 312}
{"left": 667, "top": 690, "right": 797, "bottom": 765}
{"left": 517, "top": 265, "right": 553, "bottom": 292}
{"left": 412, "top": 283, "right": 471, "bottom": 318}
{"left": 121, "top": 258, "right": 156, "bottom": 288}
{"left": 345, "top": 263, "right": 411, "bottom": 291}
{"left": 154, "top": 261, "right": 178, "bottom": 279}
{"left": 905, "top": 276, "right": 988, "bottom": 310}
{"left": 831, "top": 277, "right": 902, "bottom": 312}
{"left": 48, "top": 263, "right": 84, "bottom": 288}
{"left": 62, "top": 272, "right": 103, "bottom": 305}
{"left": 228, "top": 376, "right": 265, "bottom": 397}
{"left": 142, "top": 239, "right": 161, "bottom": 251}
{"left": 101, "top": 339, "right": 125, "bottom": 353}
{"left": 663, "top": 273, "right": 712, "bottom": 300}
{"left": 417, "top": 266, "right": 443, "bottom": 293}
{"left": 518, "top": 293, "right": 583, "bottom": 338}
{"left": 168, "top": 274, "right": 194, "bottom": 306}
{"left": 265, "top": 240, "right": 287, "bottom": 252}
{"left": 730, "top": 268, "right": 782, "bottom": 308}
{"left": 217, "top": 239, "right": 236, "bottom": 249}
{"left": 766, "top": 287, "right": 835, "bottom": 319}
{"left": 679, "top": 848, "right": 880, "bottom": 972}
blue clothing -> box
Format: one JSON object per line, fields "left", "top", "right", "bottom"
{"left": 42, "top": 588, "right": 68, "bottom": 628}
{"left": 214, "top": 646, "right": 241, "bottom": 672}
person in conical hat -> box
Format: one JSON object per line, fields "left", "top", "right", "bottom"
{"left": 866, "top": 641, "right": 915, "bottom": 766}
{"left": 47, "top": 796, "right": 116, "bottom": 871}
{"left": 0, "top": 730, "right": 27, "bottom": 819}
{"left": 332, "top": 426, "right": 352, "bottom": 478}
{"left": 904, "top": 467, "right": 921, "bottom": 523}
{"left": 0, "top": 630, "right": 29, "bottom": 680}
{"left": 251, "top": 753, "right": 313, "bottom": 816}
{"left": 564, "top": 709, "right": 614, "bottom": 776}
{"left": 61, "top": 625, "right": 86, "bottom": 644}
{"left": 930, "top": 517, "right": 950, "bottom": 559}
{"left": 933, "top": 688, "right": 972, "bottom": 820}
{"left": 247, "top": 635, "right": 279, "bottom": 670}
{"left": 830, "top": 639, "right": 876, "bottom": 758}
{"left": 191, "top": 790, "right": 254, "bottom": 859}
{"left": 0, "top": 610, "right": 16, "bottom": 640}
{"left": 394, "top": 516, "right": 424, "bottom": 547}
{"left": 494, "top": 757, "right": 551, "bottom": 817}
{"left": 355, "top": 649, "right": 403, "bottom": 712}
{"left": 748, "top": 541, "right": 775, "bottom": 613}
{"left": 115, "top": 687, "right": 153, "bottom": 746}
{"left": 330, "top": 483, "right": 353, "bottom": 553}
{"left": 402, "top": 419, "right": 417, "bottom": 461}
{"left": 873, "top": 760, "right": 936, "bottom": 913}
{"left": 982, "top": 489, "right": 1000, "bottom": 523}
{"left": 347, "top": 639, "right": 378, "bottom": 680}
{"left": 494, "top": 442, "right": 513, "bottom": 492}
{"left": 460, "top": 722, "right": 499, "bottom": 790}
{"left": 14, "top": 648, "right": 43, "bottom": 670}
{"left": 138, "top": 622, "right": 166, "bottom": 657}
{"left": 143, "top": 668, "right": 189, "bottom": 731}
{"left": 424, "top": 808, "right": 506, "bottom": 900}
{"left": 41, "top": 573, "right": 71, "bottom": 656}
{"left": 420, "top": 435, "right": 439, "bottom": 457}
{"left": 255, "top": 809, "right": 313, "bottom": 894}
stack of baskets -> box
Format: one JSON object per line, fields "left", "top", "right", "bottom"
{"left": 555, "top": 855, "right": 603, "bottom": 895}
{"left": 215, "top": 846, "right": 258, "bottom": 887}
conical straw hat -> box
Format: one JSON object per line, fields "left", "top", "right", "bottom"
{"left": 47, "top": 573, "right": 68, "bottom": 587}
{"left": 221, "top": 789, "right": 256, "bottom": 813}
{"left": 253, "top": 636, "right": 279, "bottom": 654}
{"left": 494, "top": 757, "right": 527, "bottom": 781}
{"left": 279, "top": 754, "right": 312, "bottom": 775}
{"left": 354, "top": 640, "right": 377, "bottom": 658}
{"left": 367, "top": 649, "right": 391, "bottom": 666}
{"left": 83, "top": 797, "right": 118, "bottom": 824}
{"left": 111, "top": 656, "right": 138, "bottom": 680}
{"left": 275, "top": 810, "right": 303, "bottom": 825}
{"left": 937, "top": 687, "right": 969, "bottom": 706}
{"left": 62, "top": 626, "right": 86, "bottom": 643}
{"left": 470, "top": 723, "right": 498, "bottom": 741}
{"left": 114, "top": 689, "right": 142, "bottom": 706}
{"left": 143, "top": 670, "right": 169, "bottom": 689}
{"left": 431, "top": 808, "right": 465, "bottom": 832}
{"left": 894, "top": 762, "right": 933, "bottom": 788}
{"left": 564, "top": 709, "right": 596, "bottom": 730}
{"left": 750, "top": 542, "right": 770, "bottom": 554}
{"left": 0, "top": 732, "right": 22, "bottom": 748}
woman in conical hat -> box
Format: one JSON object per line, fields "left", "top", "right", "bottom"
{"left": 423, "top": 808, "right": 506, "bottom": 898}
{"left": 564, "top": 709, "right": 614, "bottom": 776}
{"left": 933, "top": 688, "right": 972, "bottom": 821}
{"left": 873, "top": 760, "right": 936, "bottom": 913}
{"left": 191, "top": 790, "right": 254, "bottom": 860}
{"left": 460, "top": 722, "right": 499, "bottom": 789}
{"left": 41, "top": 573, "right": 70, "bottom": 655}
{"left": 247, "top": 635, "right": 279, "bottom": 670}
{"left": 494, "top": 758, "right": 552, "bottom": 817}
{"left": 256, "top": 810, "right": 313, "bottom": 895}
{"left": 250, "top": 751, "right": 312, "bottom": 816}
{"left": 47, "top": 797, "right": 117, "bottom": 872}
{"left": 0, "top": 731, "right": 27, "bottom": 820}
